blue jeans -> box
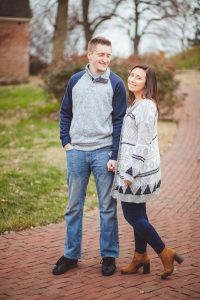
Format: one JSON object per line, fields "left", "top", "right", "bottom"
{"left": 121, "top": 201, "right": 165, "bottom": 254}
{"left": 64, "top": 146, "right": 119, "bottom": 259}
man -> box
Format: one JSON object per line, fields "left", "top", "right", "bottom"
{"left": 52, "top": 36, "right": 127, "bottom": 276}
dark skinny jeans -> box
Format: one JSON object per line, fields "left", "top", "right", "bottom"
{"left": 121, "top": 201, "right": 165, "bottom": 254}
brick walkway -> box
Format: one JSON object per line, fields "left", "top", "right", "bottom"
{"left": 0, "top": 84, "right": 200, "bottom": 300}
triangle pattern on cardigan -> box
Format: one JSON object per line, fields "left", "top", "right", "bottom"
{"left": 143, "top": 185, "right": 151, "bottom": 195}
{"left": 125, "top": 185, "right": 133, "bottom": 194}
{"left": 126, "top": 167, "right": 133, "bottom": 176}
{"left": 153, "top": 183, "right": 157, "bottom": 192}
{"left": 135, "top": 187, "right": 142, "bottom": 195}
{"left": 157, "top": 180, "right": 161, "bottom": 188}
{"left": 119, "top": 186, "right": 123, "bottom": 193}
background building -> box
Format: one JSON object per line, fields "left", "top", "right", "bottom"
{"left": 0, "top": 0, "right": 32, "bottom": 84}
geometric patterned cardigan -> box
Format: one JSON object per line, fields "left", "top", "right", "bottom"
{"left": 112, "top": 99, "right": 161, "bottom": 203}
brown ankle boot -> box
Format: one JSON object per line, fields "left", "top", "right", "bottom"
{"left": 121, "top": 252, "right": 150, "bottom": 274}
{"left": 159, "top": 247, "right": 184, "bottom": 279}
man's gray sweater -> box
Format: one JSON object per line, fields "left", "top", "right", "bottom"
{"left": 60, "top": 65, "right": 127, "bottom": 160}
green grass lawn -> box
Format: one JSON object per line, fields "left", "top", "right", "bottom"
{"left": 0, "top": 82, "right": 177, "bottom": 233}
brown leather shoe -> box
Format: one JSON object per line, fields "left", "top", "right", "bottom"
{"left": 121, "top": 252, "right": 150, "bottom": 274}
{"left": 159, "top": 247, "right": 184, "bottom": 279}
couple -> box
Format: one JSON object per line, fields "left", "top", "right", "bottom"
{"left": 52, "top": 37, "right": 183, "bottom": 279}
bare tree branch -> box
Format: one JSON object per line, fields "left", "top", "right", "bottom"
{"left": 76, "top": 0, "right": 125, "bottom": 49}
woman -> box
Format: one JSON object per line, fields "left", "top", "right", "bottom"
{"left": 112, "top": 64, "right": 183, "bottom": 279}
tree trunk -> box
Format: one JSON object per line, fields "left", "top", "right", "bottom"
{"left": 82, "top": 0, "right": 93, "bottom": 50}
{"left": 52, "top": 0, "right": 68, "bottom": 65}
{"left": 133, "top": 0, "right": 140, "bottom": 56}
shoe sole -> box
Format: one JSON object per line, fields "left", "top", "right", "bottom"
{"left": 52, "top": 264, "right": 78, "bottom": 275}
{"left": 102, "top": 267, "right": 116, "bottom": 276}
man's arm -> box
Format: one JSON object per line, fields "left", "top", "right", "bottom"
{"left": 111, "top": 79, "right": 127, "bottom": 160}
{"left": 60, "top": 79, "right": 73, "bottom": 148}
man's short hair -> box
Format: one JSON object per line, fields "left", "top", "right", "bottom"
{"left": 88, "top": 36, "right": 112, "bottom": 52}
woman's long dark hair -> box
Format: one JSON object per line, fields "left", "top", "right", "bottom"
{"left": 128, "top": 64, "right": 159, "bottom": 112}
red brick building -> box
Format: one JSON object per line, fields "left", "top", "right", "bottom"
{"left": 0, "top": 0, "right": 32, "bottom": 84}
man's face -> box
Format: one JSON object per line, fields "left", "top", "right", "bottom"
{"left": 87, "top": 44, "right": 112, "bottom": 74}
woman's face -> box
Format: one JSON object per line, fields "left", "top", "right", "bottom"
{"left": 128, "top": 67, "right": 146, "bottom": 99}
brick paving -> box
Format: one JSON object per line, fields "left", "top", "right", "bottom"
{"left": 0, "top": 84, "right": 200, "bottom": 299}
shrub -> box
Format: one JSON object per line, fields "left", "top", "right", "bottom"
{"left": 170, "top": 46, "right": 200, "bottom": 70}
{"left": 44, "top": 55, "right": 181, "bottom": 118}
{"left": 154, "top": 64, "right": 180, "bottom": 117}
{"left": 44, "top": 62, "right": 85, "bottom": 101}
{"left": 29, "top": 56, "right": 48, "bottom": 75}
{"left": 111, "top": 57, "right": 181, "bottom": 118}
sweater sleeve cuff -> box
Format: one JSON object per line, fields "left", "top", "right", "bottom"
{"left": 61, "top": 137, "right": 71, "bottom": 147}
{"left": 110, "top": 150, "right": 118, "bottom": 160}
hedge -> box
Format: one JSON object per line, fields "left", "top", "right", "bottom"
{"left": 44, "top": 56, "right": 181, "bottom": 118}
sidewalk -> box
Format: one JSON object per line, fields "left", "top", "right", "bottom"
{"left": 0, "top": 84, "right": 200, "bottom": 300}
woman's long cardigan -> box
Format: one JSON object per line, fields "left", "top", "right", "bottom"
{"left": 112, "top": 99, "right": 161, "bottom": 203}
